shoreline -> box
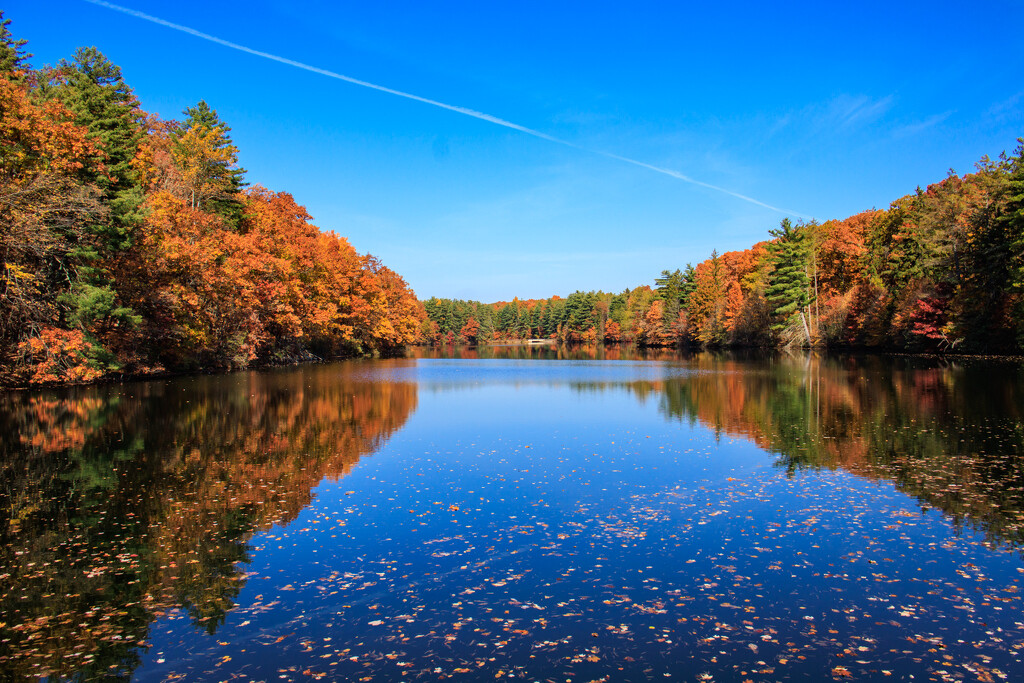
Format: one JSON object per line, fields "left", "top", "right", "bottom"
{"left": 4, "top": 343, "right": 1022, "bottom": 392}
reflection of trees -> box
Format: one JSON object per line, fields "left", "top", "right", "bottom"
{"left": 617, "top": 353, "right": 1024, "bottom": 551}
{"left": 417, "top": 348, "right": 1023, "bottom": 553}
{"left": 0, "top": 364, "right": 417, "bottom": 680}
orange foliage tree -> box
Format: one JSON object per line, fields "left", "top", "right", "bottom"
{"left": 0, "top": 74, "right": 105, "bottom": 382}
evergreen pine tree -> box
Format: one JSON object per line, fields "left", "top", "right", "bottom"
{"left": 45, "top": 47, "right": 145, "bottom": 250}
{"left": 0, "top": 10, "right": 31, "bottom": 75}
{"left": 679, "top": 264, "right": 697, "bottom": 310}
{"left": 172, "top": 100, "right": 247, "bottom": 227}
{"left": 765, "top": 218, "right": 814, "bottom": 342}
{"left": 497, "top": 303, "right": 516, "bottom": 335}
{"left": 540, "top": 300, "right": 554, "bottom": 336}
{"left": 655, "top": 268, "right": 684, "bottom": 322}
{"left": 478, "top": 306, "right": 495, "bottom": 340}
{"left": 998, "top": 139, "right": 1024, "bottom": 349}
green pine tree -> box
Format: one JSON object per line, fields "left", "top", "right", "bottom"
{"left": 497, "top": 303, "right": 516, "bottom": 335}
{"left": 34, "top": 48, "right": 145, "bottom": 365}
{"left": 540, "top": 300, "right": 554, "bottom": 336}
{"left": 564, "top": 291, "right": 596, "bottom": 336}
{"left": 679, "top": 263, "right": 697, "bottom": 310}
{"left": 43, "top": 47, "right": 145, "bottom": 251}
{"left": 655, "top": 268, "right": 684, "bottom": 323}
{"left": 765, "top": 218, "right": 814, "bottom": 343}
{"left": 478, "top": 305, "right": 495, "bottom": 340}
{"left": 0, "top": 10, "right": 31, "bottom": 76}
{"left": 173, "top": 100, "right": 247, "bottom": 227}
{"left": 998, "top": 139, "right": 1024, "bottom": 349}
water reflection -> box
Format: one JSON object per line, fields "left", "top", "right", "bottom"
{"left": 0, "top": 364, "right": 417, "bottom": 679}
{"left": 650, "top": 354, "right": 1024, "bottom": 551}
{"left": 542, "top": 352, "right": 1024, "bottom": 551}
{"left": 414, "top": 349, "right": 1024, "bottom": 552}
{"left": 1, "top": 352, "right": 1023, "bottom": 680}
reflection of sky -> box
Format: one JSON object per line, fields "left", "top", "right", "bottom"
{"left": 131, "top": 359, "right": 1024, "bottom": 682}
{"left": 373, "top": 358, "right": 702, "bottom": 391}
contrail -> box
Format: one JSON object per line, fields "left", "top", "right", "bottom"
{"left": 84, "top": 0, "right": 807, "bottom": 218}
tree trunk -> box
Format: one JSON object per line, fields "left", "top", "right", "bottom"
{"left": 799, "top": 310, "right": 812, "bottom": 347}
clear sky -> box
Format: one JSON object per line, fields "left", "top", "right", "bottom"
{"left": 10, "top": 1, "right": 1024, "bottom": 302}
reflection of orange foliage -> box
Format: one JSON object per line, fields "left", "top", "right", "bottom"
{"left": 410, "top": 344, "right": 682, "bottom": 362}
{"left": 0, "top": 365, "right": 418, "bottom": 678}
{"left": 15, "top": 395, "right": 106, "bottom": 454}
{"left": 663, "top": 354, "right": 875, "bottom": 469}
{"left": 644, "top": 354, "right": 1024, "bottom": 549}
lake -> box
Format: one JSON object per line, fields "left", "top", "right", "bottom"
{"left": 2, "top": 349, "right": 1023, "bottom": 681}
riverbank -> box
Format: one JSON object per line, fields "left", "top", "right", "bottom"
{"left": 0, "top": 344, "right": 411, "bottom": 391}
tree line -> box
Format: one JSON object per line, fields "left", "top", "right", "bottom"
{"left": 5, "top": 5, "right": 1021, "bottom": 388}
{"left": 425, "top": 139, "right": 1024, "bottom": 354}
{"left": 0, "top": 13, "right": 424, "bottom": 387}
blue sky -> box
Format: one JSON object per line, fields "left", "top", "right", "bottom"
{"left": 12, "top": 0, "right": 1024, "bottom": 301}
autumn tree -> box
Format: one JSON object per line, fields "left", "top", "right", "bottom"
{"left": 623, "top": 286, "right": 656, "bottom": 342}
{"left": 460, "top": 316, "right": 481, "bottom": 343}
{"left": 639, "top": 299, "right": 668, "bottom": 345}
{"left": 132, "top": 115, "right": 185, "bottom": 196}
{"left": 356, "top": 257, "right": 424, "bottom": 351}
{"left": 172, "top": 125, "right": 236, "bottom": 209}
{"left": 0, "top": 70, "right": 107, "bottom": 381}
{"left": 172, "top": 101, "right": 246, "bottom": 226}
{"left": 721, "top": 245, "right": 771, "bottom": 344}
{"left": 688, "top": 251, "right": 729, "bottom": 345}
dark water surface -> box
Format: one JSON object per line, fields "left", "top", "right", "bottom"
{"left": 2, "top": 350, "right": 1023, "bottom": 681}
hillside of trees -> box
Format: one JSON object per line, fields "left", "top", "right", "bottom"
{"left": 0, "top": 13, "right": 424, "bottom": 387}
{"left": 424, "top": 139, "right": 1024, "bottom": 354}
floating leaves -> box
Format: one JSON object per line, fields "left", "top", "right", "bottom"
{"left": 1, "top": 356, "right": 1023, "bottom": 681}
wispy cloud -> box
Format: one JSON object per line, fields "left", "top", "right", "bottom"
{"left": 762, "top": 113, "right": 793, "bottom": 143}
{"left": 891, "top": 111, "right": 953, "bottom": 139}
{"left": 826, "top": 94, "right": 895, "bottom": 130}
{"left": 83, "top": 0, "right": 808, "bottom": 217}
{"left": 986, "top": 90, "right": 1024, "bottom": 123}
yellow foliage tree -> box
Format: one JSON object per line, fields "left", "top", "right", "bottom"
{"left": 172, "top": 124, "right": 237, "bottom": 210}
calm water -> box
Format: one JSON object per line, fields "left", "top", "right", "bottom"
{"left": 2, "top": 350, "right": 1023, "bottom": 681}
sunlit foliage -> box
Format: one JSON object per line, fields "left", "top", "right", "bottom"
{"left": 0, "top": 16, "right": 424, "bottom": 386}
{"left": 425, "top": 140, "right": 1024, "bottom": 355}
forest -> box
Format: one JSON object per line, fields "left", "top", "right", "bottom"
{"left": 0, "top": 13, "right": 424, "bottom": 387}
{"left": 4, "top": 10, "right": 1023, "bottom": 390}
{"left": 423, "top": 140, "right": 1024, "bottom": 355}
